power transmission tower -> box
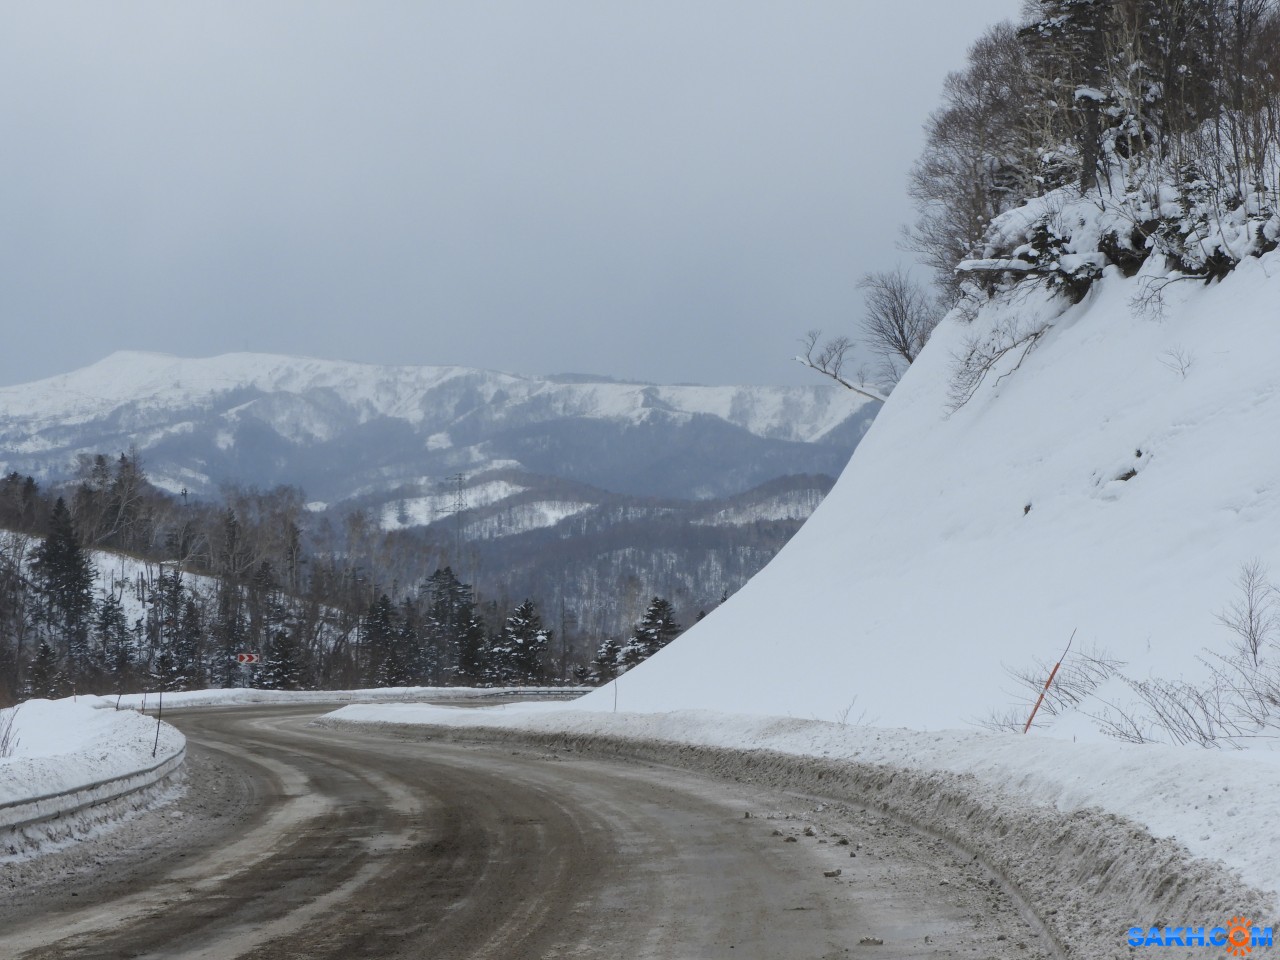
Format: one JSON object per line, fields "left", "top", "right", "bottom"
{"left": 447, "top": 473, "right": 467, "bottom": 564}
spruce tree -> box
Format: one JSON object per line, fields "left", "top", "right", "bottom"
{"left": 261, "top": 630, "right": 304, "bottom": 691}
{"left": 94, "top": 592, "right": 135, "bottom": 692}
{"left": 28, "top": 639, "right": 64, "bottom": 699}
{"left": 212, "top": 581, "right": 248, "bottom": 687}
{"left": 174, "top": 598, "right": 206, "bottom": 690}
{"left": 496, "top": 599, "right": 551, "bottom": 685}
{"left": 152, "top": 648, "right": 186, "bottom": 692}
{"left": 423, "top": 567, "right": 488, "bottom": 686}
{"left": 362, "top": 594, "right": 398, "bottom": 687}
{"left": 620, "top": 597, "right": 681, "bottom": 670}
{"left": 30, "top": 498, "right": 95, "bottom": 684}
{"left": 592, "top": 637, "right": 622, "bottom": 684}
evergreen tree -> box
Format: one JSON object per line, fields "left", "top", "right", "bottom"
{"left": 493, "top": 599, "right": 551, "bottom": 685}
{"left": 28, "top": 639, "right": 64, "bottom": 699}
{"left": 398, "top": 598, "right": 431, "bottom": 686}
{"left": 212, "top": 580, "right": 248, "bottom": 687}
{"left": 147, "top": 570, "right": 186, "bottom": 657}
{"left": 619, "top": 597, "right": 681, "bottom": 670}
{"left": 94, "top": 592, "right": 135, "bottom": 692}
{"left": 247, "top": 561, "right": 289, "bottom": 656}
{"left": 260, "top": 630, "right": 304, "bottom": 690}
{"left": 362, "top": 594, "right": 398, "bottom": 686}
{"left": 174, "top": 598, "right": 206, "bottom": 690}
{"left": 30, "top": 498, "right": 96, "bottom": 682}
{"left": 152, "top": 648, "right": 186, "bottom": 692}
{"left": 1021, "top": 0, "right": 1112, "bottom": 190}
{"left": 423, "top": 567, "right": 488, "bottom": 686}
{"left": 592, "top": 636, "right": 622, "bottom": 684}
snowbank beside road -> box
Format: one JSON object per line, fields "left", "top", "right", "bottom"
{"left": 322, "top": 702, "right": 1277, "bottom": 952}
{"left": 0, "top": 697, "right": 185, "bottom": 854}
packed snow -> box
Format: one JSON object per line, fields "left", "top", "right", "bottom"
{"left": 0, "top": 696, "right": 183, "bottom": 807}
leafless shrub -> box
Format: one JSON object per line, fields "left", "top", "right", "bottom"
{"left": 1130, "top": 273, "right": 1199, "bottom": 320}
{"left": 1158, "top": 346, "right": 1196, "bottom": 379}
{"left": 1085, "top": 697, "right": 1154, "bottom": 744}
{"left": 977, "top": 706, "right": 1034, "bottom": 734}
{"left": 987, "top": 645, "right": 1123, "bottom": 733}
{"left": 1120, "top": 674, "right": 1248, "bottom": 747}
{"left": 0, "top": 706, "right": 19, "bottom": 759}
{"left": 947, "top": 314, "right": 1050, "bottom": 411}
{"left": 835, "top": 696, "right": 870, "bottom": 726}
{"left": 1060, "top": 562, "right": 1280, "bottom": 748}
{"left": 1215, "top": 559, "right": 1278, "bottom": 667}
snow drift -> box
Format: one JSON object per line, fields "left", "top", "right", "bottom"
{"left": 577, "top": 250, "right": 1280, "bottom": 733}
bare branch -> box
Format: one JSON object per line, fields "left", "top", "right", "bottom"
{"left": 795, "top": 331, "right": 888, "bottom": 404}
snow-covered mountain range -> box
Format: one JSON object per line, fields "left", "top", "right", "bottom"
{"left": 0, "top": 352, "right": 875, "bottom": 511}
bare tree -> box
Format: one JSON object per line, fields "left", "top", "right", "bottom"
{"left": 858, "top": 269, "right": 943, "bottom": 384}
{"left": 905, "top": 21, "right": 1042, "bottom": 297}
{"left": 1216, "top": 559, "right": 1278, "bottom": 667}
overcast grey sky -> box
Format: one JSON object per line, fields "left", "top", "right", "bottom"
{"left": 0, "top": 1, "right": 1023, "bottom": 389}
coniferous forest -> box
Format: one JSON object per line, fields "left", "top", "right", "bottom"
{"left": 0, "top": 455, "right": 691, "bottom": 705}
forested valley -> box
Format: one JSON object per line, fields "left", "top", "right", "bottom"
{"left": 0, "top": 454, "right": 700, "bottom": 706}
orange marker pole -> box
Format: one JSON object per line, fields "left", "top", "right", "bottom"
{"left": 1022, "top": 629, "right": 1076, "bottom": 734}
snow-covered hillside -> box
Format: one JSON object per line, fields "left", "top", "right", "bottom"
{"left": 581, "top": 251, "right": 1280, "bottom": 734}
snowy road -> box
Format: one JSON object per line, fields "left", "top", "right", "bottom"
{"left": 0, "top": 705, "right": 1046, "bottom": 959}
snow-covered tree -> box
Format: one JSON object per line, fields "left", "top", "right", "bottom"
{"left": 27, "top": 639, "right": 65, "bottom": 699}
{"left": 260, "top": 630, "right": 304, "bottom": 691}
{"left": 592, "top": 636, "right": 622, "bottom": 684}
{"left": 620, "top": 596, "right": 681, "bottom": 670}
{"left": 490, "top": 599, "right": 551, "bottom": 685}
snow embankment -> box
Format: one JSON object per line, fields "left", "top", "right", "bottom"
{"left": 321, "top": 702, "right": 1277, "bottom": 954}
{"left": 0, "top": 697, "right": 185, "bottom": 856}
{"left": 572, "top": 251, "right": 1280, "bottom": 738}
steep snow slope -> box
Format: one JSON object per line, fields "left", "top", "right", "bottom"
{"left": 581, "top": 253, "right": 1280, "bottom": 731}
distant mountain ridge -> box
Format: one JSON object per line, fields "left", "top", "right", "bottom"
{"left": 0, "top": 352, "right": 877, "bottom": 506}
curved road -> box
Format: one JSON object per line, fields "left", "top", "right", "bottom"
{"left": 0, "top": 705, "right": 1041, "bottom": 959}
